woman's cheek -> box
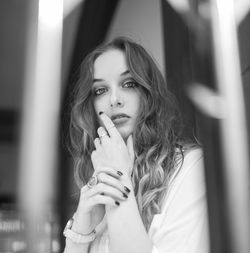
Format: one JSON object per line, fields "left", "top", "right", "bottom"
{"left": 93, "top": 101, "right": 104, "bottom": 127}
{"left": 93, "top": 100, "right": 100, "bottom": 115}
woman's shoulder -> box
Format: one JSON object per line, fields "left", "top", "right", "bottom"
{"left": 169, "top": 145, "right": 205, "bottom": 193}
{"left": 160, "top": 145, "right": 206, "bottom": 214}
{"left": 173, "top": 144, "right": 203, "bottom": 175}
{"left": 182, "top": 145, "right": 203, "bottom": 167}
{"left": 150, "top": 146, "right": 209, "bottom": 252}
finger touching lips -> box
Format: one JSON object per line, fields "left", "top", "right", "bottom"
{"left": 98, "top": 112, "right": 120, "bottom": 137}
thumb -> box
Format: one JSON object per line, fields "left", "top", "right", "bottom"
{"left": 126, "top": 135, "right": 135, "bottom": 162}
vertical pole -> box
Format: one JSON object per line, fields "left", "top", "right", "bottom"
{"left": 210, "top": 0, "right": 250, "bottom": 252}
{"left": 18, "top": 0, "right": 63, "bottom": 251}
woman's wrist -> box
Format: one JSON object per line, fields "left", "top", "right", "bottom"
{"left": 63, "top": 217, "right": 96, "bottom": 247}
{"left": 72, "top": 210, "right": 94, "bottom": 235}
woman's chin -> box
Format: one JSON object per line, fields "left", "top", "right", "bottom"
{"left": 117, "top": 127, "right": 133, "bottom": 141}
{"left": 119, "top": 131, "right": 129, "bottom": 141}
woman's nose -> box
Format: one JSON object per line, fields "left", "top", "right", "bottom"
{"left": 110, "top": 90, "right": 124, "bottom": 107}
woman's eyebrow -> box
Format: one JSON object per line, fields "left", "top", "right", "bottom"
{"left": 93, "top": 70, "right": 130, "bottom": 83}
{"left": 120, "top": 70, "right": 130, "bottom": 76}
{"left": 93, "top": 78, "right": 104, "bottom": 83}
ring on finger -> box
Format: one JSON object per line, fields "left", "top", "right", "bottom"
{"left": 87, "top": 175, "right": 98, "bottom": 189}
{"left": 99, "top": 132, "right": 108, "bottom": 139}
{"left": 94, "top": 137, "right": 101, "bottom": 145}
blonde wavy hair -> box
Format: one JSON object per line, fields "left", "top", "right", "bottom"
{"left": 69, "top": 37, "right": 191, "bottom": 230}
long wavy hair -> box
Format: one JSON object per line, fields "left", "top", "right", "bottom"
{"left": 69, "top": 37, "right": 190, "bottom": 230}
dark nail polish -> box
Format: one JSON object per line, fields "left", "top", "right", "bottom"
{"left": 123, "top": 193, "right": 128, "bottom": 198}
{"left": 124, "top": 186, "right": 131, "bottom": 193}
{"left": 101, "top": 192, "right": 105, "bottom": 195}
{"left": 117, "top": 171, "right": 123, "bottom": 176}
{"left": 115, "top": 201, "right": 120, "bottom": 206}
{"left": 99, "top": 111, "right": 103, "bottom": 115}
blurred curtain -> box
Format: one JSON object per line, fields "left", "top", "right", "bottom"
{"left": 161, "top": 1, "right": 250, "bottom": 253}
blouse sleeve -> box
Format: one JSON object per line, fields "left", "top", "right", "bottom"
{"left": 149, "top": 149, "right": 210, "bottom": 253}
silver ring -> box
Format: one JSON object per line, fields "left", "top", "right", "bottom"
{"left": 87, "top": 175, "right": 98, "bottom": 188}
{"left": 99, "top": 132, "right": 108, "bottom": 139}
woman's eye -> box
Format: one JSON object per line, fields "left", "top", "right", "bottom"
{"left": 123, "top": 81, "right": 137, "bottom": 88}
{"left": 94, "top": 87, "right": 106, "bottom": 96}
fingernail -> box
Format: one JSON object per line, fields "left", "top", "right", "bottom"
{"left": 99, "top": 111, "right": 103, "bottom": 115}
{"left": 115, "top": 201, "right": 120, "bottom": 206}
{"left": 101, "top": 192, "right": 104, "bottom": 195}
{"left": 123, "top": 193, "right": 128, "bottom": 198}
{"left": 124, "top": 186, "right": 131, "bottom": 193}
{"left": 117, "top": 171, "right": 123, "bottom": 176}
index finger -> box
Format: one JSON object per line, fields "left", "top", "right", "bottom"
{"left": 99, "top": 112, "right": 121, "bottom": 138}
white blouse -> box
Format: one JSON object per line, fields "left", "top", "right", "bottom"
{"left": 89, "top": 148, "right": 210, "bottom": 253}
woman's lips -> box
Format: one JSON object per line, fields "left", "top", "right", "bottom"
{"left": 112, "top": 117, "right": 129, "bottom": 125}
{"left": 111, "top": 114, "right": 130, "bottom": 125}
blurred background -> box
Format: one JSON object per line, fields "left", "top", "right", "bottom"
{"left": 0, "top": 0, "right": 249, "bottom": 252}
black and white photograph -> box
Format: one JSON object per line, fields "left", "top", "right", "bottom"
{"left": 0, "top": 1, "right": 249, "bottom": 253}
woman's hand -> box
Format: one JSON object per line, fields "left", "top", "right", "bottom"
{"left": 73, "top": 166, "right": 131, "bottom": 235}
{"left": 73, "top": 113, "right": 135, "bottom": 235}
{"left": 91, "top": 112, "right": 135, "bottom": 177}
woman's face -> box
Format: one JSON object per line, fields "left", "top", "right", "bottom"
{"left": 92, "top": 49, "right": 141, "bottom": 140}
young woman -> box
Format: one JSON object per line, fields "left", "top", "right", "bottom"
{"left": 63, "top": 37, "right": 209, "bottom": 253}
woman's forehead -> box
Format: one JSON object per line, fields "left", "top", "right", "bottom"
{"left": 93, "top": 49, "right": 128, "bottom": 79}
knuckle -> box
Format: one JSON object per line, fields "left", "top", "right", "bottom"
{"left": 97, "top": 172, "right": 106, "bottom": 181}
{"left": 97, "top": 172, "right": 103, "bottom": 180}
